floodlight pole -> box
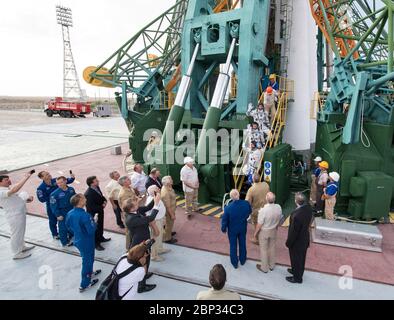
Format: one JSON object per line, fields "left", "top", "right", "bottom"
{"left": 56, "top": 5, "right": 84, "bottom": 100}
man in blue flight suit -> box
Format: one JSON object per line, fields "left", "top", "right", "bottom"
{"left": 66, "top": 193, "right": 101, "bottom": 292}
{"left": 36, "top": 171, "right": 75, "bottom": 239}
{"left": 50, "top": 176, "right": 76, "bottom": 247}
{"left": 221, "top": 189, "right": 252, "bottom": 269}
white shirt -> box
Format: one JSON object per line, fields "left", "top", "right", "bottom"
{"left": 318, "top": 171, "right": 329, "bottom": 186}
{"left": 0, "top": 187, "right": 27, "bottom": 217}
{"left": 130, "top": 172, "right": 148, "bottom": 194}
{"left": 264, "top": 91, "right": 276, "bottom": 106}
{"left": 180, "top": 165, "right": 199, "bottom": 193}
{"left": 105, "top": 179, "right": 121, "bottom": 201}
{"left": 116, "top": 255, "right": 146, "bottom": 300}
{"left": 145, "top": 196, "right": 166, "bottom": 220}
{"left": 257, "top": 203, "right": 283, "bottom": 230}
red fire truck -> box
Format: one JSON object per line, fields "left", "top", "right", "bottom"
{"left": 44, "top": 97, "right": 91, "bottom": 118}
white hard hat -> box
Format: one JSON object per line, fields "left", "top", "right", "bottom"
{"left": 314, "top": 156, "right": 322, "bottom": 162}
{"left": 184, "top": 157, "right": 194, "bottom": 164}
{"left": 329, "top": 172, "right": 340, "bottom": 182}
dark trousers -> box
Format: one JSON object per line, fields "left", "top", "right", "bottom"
{"left": 289, "top": 246, "right": 308, "bottom": 282}
{"left": 137, "top": 254, "right": 151, "bottom": 290}
{"left": 90, "top": 211, "right": 104, "bottom": 245}
{"left": 315, "top": 184, "right": 325, "bottom": 212}
{"left": 228, "top": 231, "right": 247, "bottom": 268}
{"left": 113, "top": 200, "right": 123, "bottom": 226}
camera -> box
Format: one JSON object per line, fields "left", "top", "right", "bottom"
{"left": 144, "top": 238, "right": 156, "bottom": 253}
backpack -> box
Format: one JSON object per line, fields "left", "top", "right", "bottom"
{"left": 95, "top": 256, "right": 140, "bottom": 300}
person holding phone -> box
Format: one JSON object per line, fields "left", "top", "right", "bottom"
{"left": 36, "top": 170, "right": 75, "bottom": 239}
{"left": 0, "top": 171, "right": 35, "bottom": 260}
{"left": 124, "top": 193, "right": 161, "bottom": 293}
{"left": 50, "top": 177, "right": 76, "bottom": 247}
{"left": 66, "top": 194, "right": 102, "bottom": 292}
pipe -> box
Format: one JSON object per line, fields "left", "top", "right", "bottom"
{"left": 160, "top": 43, "right": 200, "bottom": 147}
{"left": 195, "top": 37, "right": 237, "bottom": 164}
{"left": 366, "top": 71, "right": 394, "bottom": 95}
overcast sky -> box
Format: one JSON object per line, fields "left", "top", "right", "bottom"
{"left": 0, "top": 0, "right": 172, "bottom": 97}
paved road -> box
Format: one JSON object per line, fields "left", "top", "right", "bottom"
{"left": 0, "top": 110, "right": 129, "bottom": 171}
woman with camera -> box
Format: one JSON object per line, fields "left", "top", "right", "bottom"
{"left": 116, "top": 240, "right": 155, "bottom": 300}
{"left": 124, "top": 192, "right": 161, "bottom": 293}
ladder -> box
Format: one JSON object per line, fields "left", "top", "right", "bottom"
{"left": 233, "top": 91, "right": 289, "bottom": 191}
{"left": 272, "top": 0, "right": 294, "bottom": 78}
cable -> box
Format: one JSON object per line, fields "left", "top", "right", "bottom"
{"left": 360, "top": 93, "right": 371, "bottom": 148}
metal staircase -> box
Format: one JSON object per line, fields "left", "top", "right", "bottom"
{"left": 232, "top": 91, "right": 289, "bottom": 191}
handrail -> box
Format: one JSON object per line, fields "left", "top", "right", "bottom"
{"left": 258, "top": 92, "right": 288, "bottom": 182}
{"left": 233, "top": 75, "right": 292, "bottom": 191}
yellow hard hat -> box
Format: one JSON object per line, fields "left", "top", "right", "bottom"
{"left": 269, "top": 74, "right": 276, "bottom": 79}
{"left": 319, "top": 161, "right": 329, "bottom": 169}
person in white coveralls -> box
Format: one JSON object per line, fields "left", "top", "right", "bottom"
{"left": 0, "top": 171, "right": 35, "bottom": 260}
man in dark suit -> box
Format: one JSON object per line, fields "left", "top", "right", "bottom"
{"left": 125, "top": 193, "right": 160, "bottom": 293}
{"left": 145, "top": 168, "right": 162, "bottom": 190}
{"left": 84, "top": 176, "right": 111, "bottom": 251}
{"left": 285, "top": 192, "right": 313, "bottom": 284}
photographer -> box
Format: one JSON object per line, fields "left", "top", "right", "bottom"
{"left": 115, "top": 240, "right": 154, "bottom": 300}
{"left": 0, "top": 171, "right": 35, "bottom": 260}
{"left": 125, "top": 192, "right": 161, "bottom": 293}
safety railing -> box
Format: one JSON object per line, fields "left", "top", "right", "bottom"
{"left": 233, "top": 91, "right": 289, "bottom": 191}
{"left": 232, "top": 136, "right": 249, "bottom": 191}
{"left": 258, "top": 92, "right": 288, "bottom": 182}
{"left": 158, "top": 91, "right": 172, "bottom": 110}
{"left": 258, "top": 76, "right": 294, "bottom": 103}
{"left": 310, "top": 91, "right": 327, "bottom": 119}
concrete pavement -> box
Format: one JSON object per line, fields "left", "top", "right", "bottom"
{"left": 0, "top": 110, "right": 129, "bottom": 171}
{"left": 0, "top": 213, "right": 393, "bottom": 300}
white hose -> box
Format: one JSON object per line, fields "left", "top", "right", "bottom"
{"left": 360, "top": 93, "right": 371, "bottom": 148}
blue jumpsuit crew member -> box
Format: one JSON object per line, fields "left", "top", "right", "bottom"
{"left": 221, "top": 190, "right": 252, "bottom": 269}
{"left": 66, "top": 194, "right": 98, "bottom": 290}
{"left": 36, "top": 172, "right": 74, "bottom": 238}
{"left": 50, "top": 178, "right": 76, "bottom": 246}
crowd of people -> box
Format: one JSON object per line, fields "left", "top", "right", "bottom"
{"left": 244, "top": 74, "right": 280, "bottom": 185}
{"left": 0, "top": 152, "right": 341, "bottom": 298}
{"left": 221, "top": 177, "right": 313, "bottom": 284}
{"left": 0, "top": 72, "right": 342, "bottom": 298}
{"left": 309, "top": 157, "right": 340, "bottom": 220}
{"left": 0, "top": 155, "right": 204, "bottom": 295}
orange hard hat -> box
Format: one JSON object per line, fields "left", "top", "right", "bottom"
{"left": 266, "top": 86, "right": 273, "bottom": 94}
{"left": 319, "top": 161, "right": 329, "bottom": 169}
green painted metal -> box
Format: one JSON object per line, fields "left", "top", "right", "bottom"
{"left": 158, "top": 0, "right": 272, "bottom": 203}
{"left": 91, "top": 0, "right": 286, "bottom": 205}
{"left": 88, "top": 0, "right": 189, "bottom": 103}
{"left": 263, "top": 144, "right": 292, "bottom": 206}
{"left": 314, "top": 0, "right": 394, "bottom": 220}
